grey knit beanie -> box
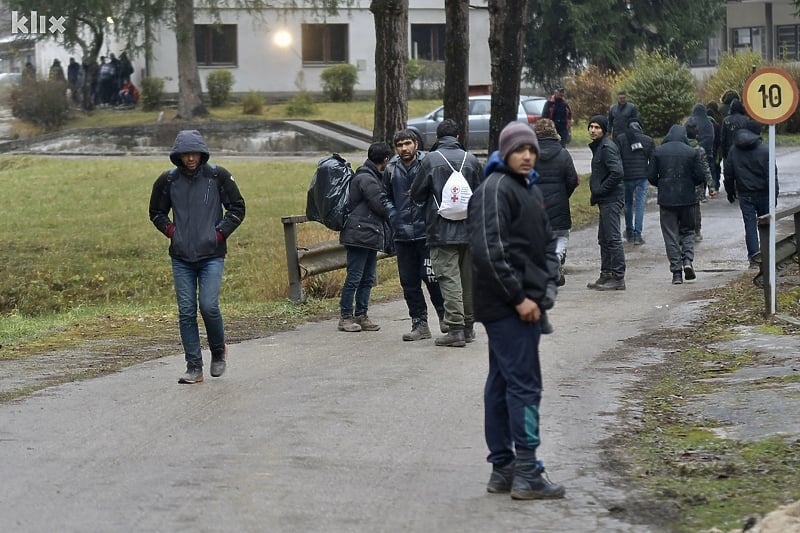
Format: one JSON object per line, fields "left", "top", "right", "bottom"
{"left": 498, "top": 123, "right": 539, "bottom": 161}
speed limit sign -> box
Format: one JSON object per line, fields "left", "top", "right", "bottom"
{"left": 742, "top": 67, "right": 799, "bottom": 124}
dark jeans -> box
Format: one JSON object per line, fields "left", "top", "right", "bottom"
{"left": 395, "top": 240, "right": 444, "bottom": 321}
{"left": 623, "top": 179, "right": 648, "bottom": 238}
{"left": 483, "top": 315, "right": 543, "bottom": 466}
{"left": 171, "top": 257, "right": 225, "bottom": 369}
{"left": 659, "top": 205, "right": 696, "bottom": 272}
{"left": 597, "top": 200, "right": 626, "bottom": 279}
{"left": 738, "top": 193, "right": 770, "bottom": 259}
{"left": 339, "top": 245, "right": 378, "bottom": 318}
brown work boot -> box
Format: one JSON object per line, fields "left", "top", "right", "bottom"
{"left": 338, "top": 317, "right": 362, "bottom": 332}
{"left": 354, "top": 315, "right": 380, "bottom": 331}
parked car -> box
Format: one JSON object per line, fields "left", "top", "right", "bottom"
{"left": 407, "top": 95, "right": 546, "bottom": 152}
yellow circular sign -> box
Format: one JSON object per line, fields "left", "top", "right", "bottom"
{"left": 742, "top": 67, "right": 799, "bottom": 124}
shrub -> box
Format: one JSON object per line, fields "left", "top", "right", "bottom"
{"left": 286, "top": 91, "right": 316, "bottom": 116}
{"left": 140, "top": 76, "right": 164, "bottom": 111}
{"left": 410, "top": 60, "right": 445, "bottom": 99}
{"left": 703, "top": 50, "right": 764, "bottom": 109}
{"left": 10, "top": 78, "right": 69, "bottom": 131}
{"left": 566, "top": 65, "right": 617, "bottom": 121}
{"left": 320, "top": 64, "right": 358, "bottom": 102}
{"left": 616, "top": 49, "right": 696, "bottom": 138}
{"left": 241, "top": 91, "right": 264, "bottom": 115}
{"left": 206, "top": 69, "right": 235, "bottom": 107}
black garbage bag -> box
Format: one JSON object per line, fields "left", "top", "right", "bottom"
{"left": 305, "top": 153, "right": 354, "bottom": 231}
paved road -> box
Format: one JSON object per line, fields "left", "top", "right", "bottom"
{"left": 1, "top": 147, "right": 799, "bottom": 532}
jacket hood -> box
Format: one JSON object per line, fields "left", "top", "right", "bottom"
{"left": 730, "top": 99, "right": 746, "bottom": 115}
{"left": 733, "top": 128, "right": 761, "bottom": 151}
{"left": 663, "top": 124, "right": 690, "bottom": 145}
{"left": 485, "top": 150, "right": 538, "bottom": 186}
{"left": 536, "top": 136, "right": 563, "bottom": 162}
{"left": 429, "top": 135, "right": 465, "bottom": 152}
{"left": 691, "top": 103, "right": 707, "bottom": 117}
{"left": 170, "top": 130, "right": 211, "bottom": 168}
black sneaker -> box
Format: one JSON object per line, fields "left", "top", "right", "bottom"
{"left": 672, "top": 271, "right": 683, "bottom": 284}
{"left": 210, "top": 344, "right": 228, "bottom": 378}
{"left": 178, "top": 366, "right": 204, "bottom": 384}
{"left": 683, "top": 260, "right": 696, "bottom": 281}
{"left": 464, "top": 326, "right": 476, "bottom": 343}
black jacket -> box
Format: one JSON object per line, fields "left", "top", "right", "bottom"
{"left": 720, "top": 100, "right": 750, "bottom": 159}
{"left": 588, "top": 135, "right": 624, "bottom": 205}
{"left": 468, "top": 153, "right": 558, "bottom": 324}
{"left": 410, "top": 136, "right": 483, "bottom": 246}
{"left": 723, "top": 129, "right": 777, "bottom": 196}
{"left": 608, "top": 101, "right": 639, "bottom": 138}
{"left": 534, "top": 136, "right": 579, "bottom": 231}
{"left": 149, "top": 130, "right": 245, "bottom": 262}
{"left": 615, "top": 128, "right": 655, "bottom": 181}
{"left": 340, "top": 159, "right": 389, "bottom": 251}
{"left": 383, "top": 151, "right": 427, "bottom": 242}
{"left": 647, "top": 125, "right": 705, "bottom": 207}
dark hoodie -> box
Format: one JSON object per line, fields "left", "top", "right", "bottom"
{"left": 685, "top": 103, "right": 714, "bottom": 156}
{"left": 720, "top": 99, "right": 750, "bottom": 158}
{"left": 647, "top": 125, "right": 705, "bottom": 207}
{"left": 149, "top": 130, "right": 246, "bottom": 262}
{"left": 723, "top": 126, "right": 777, "bottom": 196}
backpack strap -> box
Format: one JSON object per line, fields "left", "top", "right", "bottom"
{"left": 435, "top": 150, "right": 468, "bottom": 172}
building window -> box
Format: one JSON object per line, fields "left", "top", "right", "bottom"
{"left": 301, "top": 24, "right": 348, "bottom": 64}
{"left": 411, "top": 24, "right": 446, "bottom": 61}
{"left": 731, "top": 26, "right": 766, "bottom": 58}
{"left": 196, "top": 24, "right": 237, "bottom": 66}
{"left": 690, "top": 35, "right": 722, "bottom": 67}
{"left": 777, "top": 25, "right": 799, "bottom": 61}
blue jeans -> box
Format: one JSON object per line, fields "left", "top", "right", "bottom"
{"left": 483, "top": 315, "right": 543, "bottom": 466}
{"left": 738, "top": 193, "right": 770, "bottom": 259}
{"left": 339, "top": 245, "right": 378, "bottom": 318}
{"left": 171, "top": 257, "right": 225, "bottom": 369}
{"left": 623, "top": 179, "right": 648, "bottom": 238}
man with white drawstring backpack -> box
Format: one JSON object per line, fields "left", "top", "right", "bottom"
{"left": 410, "top": 119, "right": 483, "bottom": 347}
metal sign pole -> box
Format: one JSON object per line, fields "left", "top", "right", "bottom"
{"left": 768, "top": 124, "right": 776, "bottom": 315}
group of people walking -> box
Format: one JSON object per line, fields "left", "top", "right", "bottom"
{"left": 147, "top": 88, "right": 775, "bottom": 506}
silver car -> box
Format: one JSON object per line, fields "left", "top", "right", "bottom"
{"left": 407, "top": 95, "right": 546, "bottom": 152}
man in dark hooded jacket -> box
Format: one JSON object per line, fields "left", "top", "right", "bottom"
{"left": 720, "top": 99, "right": 750, "bottom": 162}
{"left": 723, "top": 120, "right": 778, "bottom": 269}
{"left": 468, "top": 121, "right": 564, "bottom": 501}
{"left": 338, "top": 142, "right": 392, "bottom": 333}
{"left": 614, "top": 119, "right": 654, "bottom": 245}
{"left": 586, "top": 115, "right": 626, "bottom": 290}
{"left": 411, "top": 119, "right": 483, "bottom": 347}
{"left": 149, "top": 130, "right": 246, "bottom": 384}
{"left": 648, "top": 125, "right": 706, "bottom": 284}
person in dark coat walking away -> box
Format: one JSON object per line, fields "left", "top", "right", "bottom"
{"left": 684, "top": 119, "right": 718, "bottom": 242}
{"left": 338, "top": 142, "right": 393, "bottom": 332}
{"left": 383, "top": 130, "right": 446, "bottom": 341}
{"left": 533, "top": 118, "right": 579, "bottom": 285}
{"left": 723, "top": 120, "right": 778, "bottom": 270}
{"left": 586, "top": 115, "right": 626, "bottom": 290}
{"left": 614, "top": 119, "right": 654, "bottom": 245}
{"left": 686, "top": 103, "right": 717, "bottom": 196}
{"left": 468, "top": 121, "right": 565, "bottom": 501}
{"left": 608, "top": 91, "right": 639, "bottom": 139}
{"left": 149, "top": 130, "right": 246, "bottom": 383}
{"left": 720, "top": 99, "right": 750, "bottom": 164}
{"left": 648, "top": 125, "right": 706, "bottom": 284}
{"left": 411, "top": 119, "right": 483, "bottom": 347}
{"left": 540, "top": 87, "right": 573, "bottom": 147}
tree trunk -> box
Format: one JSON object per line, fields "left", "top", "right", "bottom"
{"left": 175, "top": 0, "right": 207, "bottom": 120}
{"left": 444, "top": 0, "right": 470, "bottom": 146}
{"left": 488, "top": 0, "right": 527, "bottom": 153}
{"left": 370, "top": 0, "right": 409, "bottom": 145}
